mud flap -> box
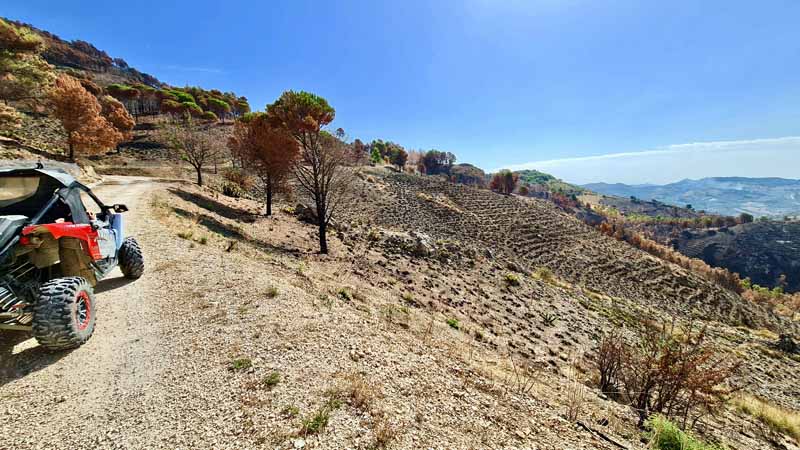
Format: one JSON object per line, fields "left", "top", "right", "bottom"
{"left": 59, "top": 237, "right": 97, "bottom": 286}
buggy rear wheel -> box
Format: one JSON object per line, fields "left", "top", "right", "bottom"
{"left": 118, "top": 237, "right": 144, "bottom": 280}
{"left": 32, "top": 277, "right": 96, "bottom": 350}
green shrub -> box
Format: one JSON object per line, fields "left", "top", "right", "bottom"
{"left": 504, "top": 273, "right": 521, "bottom": 287}
{"left": 262, "top": 371, "right": 281, "bottom": 389}
{"left": 301, "top": 405, "right": 335, "bottom": 435}
{"left": 446, "top": 318, "right": 460, "bottom": 330}
{"left": 282, "top": 405, "right": 299, "bottom": 418}
{"left": 222, "top": 182, "right": 244, "bottom": 198}
{"left": 229, "top": 358, "right": 252, "bottom": 372}
{"left": 201, "top": 110, "right": 218, "bottom": 122}
{"left": 181, "top": 101, "right": 203, "bottom": 116}
{"left": 265, "top": 286, "right": 279, "bottom": 299}
{"left": 166, "top": 89, "right": 195, "bottom": 103}
{"left": 646, "top": 416, "right": 722, "bottom": 450}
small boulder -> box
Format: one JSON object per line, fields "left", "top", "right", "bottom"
{"left": 410, "top": 231, "right": 434, "bottom": 257}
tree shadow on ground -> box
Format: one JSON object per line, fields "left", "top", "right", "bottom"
{"left": 171, "top": 206, "right": 302, "bottom": 256}
{"left": 0, "top": 331, "right": 72, "bottom": 388}
{"left": 168, "top": 188, "right": 257, "bottom": 222}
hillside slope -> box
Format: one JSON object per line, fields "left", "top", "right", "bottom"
{"left": 2, "top": 175, "right": 798, "bottom": 449}
{"left": 344, "top": 171, "right": 788, "bottom": 332}
{"left": 673, "top": 221, "right": 800, "bottom": 293}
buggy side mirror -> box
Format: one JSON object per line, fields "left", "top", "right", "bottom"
{"left": 111, "top": 204, "right": 129, "bottom": 213}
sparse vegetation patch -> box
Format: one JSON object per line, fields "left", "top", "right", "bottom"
{"left": 646, "top": 415, "right": 723, "bottom": 450}
{"left": 504, "top": 273, "right": 521, "bottom": 287}
{"left": 262, "top": 371, "right": 281, "bottom": 389}
{"left": 732, "top": 394, "right": 800, "bottom": 441}
{"left": 264, "top": 286, "right": 279, "bottom": 299}
{"left": 228, "top": 357, "right": 253, "bottom": 372}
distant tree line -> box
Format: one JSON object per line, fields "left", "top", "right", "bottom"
{"left": 106, "top": 83, "right": 250, "bottom": 123}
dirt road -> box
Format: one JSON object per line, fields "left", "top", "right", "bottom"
{"left": 0, "top": 176, "right": 167, "bottom": 449}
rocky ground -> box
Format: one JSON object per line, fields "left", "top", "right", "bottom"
{"left": 0, "top": 172, "right": 798, "bottom": 449}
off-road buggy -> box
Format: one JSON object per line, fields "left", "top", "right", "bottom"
{"left": 0, "top": 167, "right": 144, "bottom": 350}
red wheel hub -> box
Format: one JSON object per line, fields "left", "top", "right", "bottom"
{"left": 75, "top": 291, "right": 91, "bottom": 331}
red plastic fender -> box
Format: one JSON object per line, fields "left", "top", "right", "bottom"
{"left": 22, "top": 222, "right": 102, "bottom": 260}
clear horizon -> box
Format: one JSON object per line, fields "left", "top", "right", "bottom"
{"left": 6, "top": 0, "right": 800, "bottom": 183}
{"left": 507, "top": 136, "right": 800, "bottom": 185}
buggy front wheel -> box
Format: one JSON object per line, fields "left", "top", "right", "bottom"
{"left": 118, "top": 237, "right": 144, "bottom": 279}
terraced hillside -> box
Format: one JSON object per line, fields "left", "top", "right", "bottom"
{"left": 673, "top": 221, "right": 800, "bottom": 293}
{"left": 344, "top": 172, "right": 790, "bottom": 333}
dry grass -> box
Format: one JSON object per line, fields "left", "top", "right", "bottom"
{"left": 372, "top": 416, "right": 400, "bottom": 448}
{"left": 340, "top": 372, "right": 378, "bottom": 410}
{"left": 533, "top": 266, "right": 554, "bottom": 283}
{"left": 503, "top": 355, "right": 538, "bottom": 395}
{"left": 732, "top": 394, "right": 800, "bottom": 441}
{"left": 565, "top": 358, "right": 587, "bottom": 422}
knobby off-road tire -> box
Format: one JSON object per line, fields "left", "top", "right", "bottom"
{"left": 32, "top": 277, "right": 96, "bottom": 350}
{"left": 118, "top": 236, "right": 144, "bottom": 279}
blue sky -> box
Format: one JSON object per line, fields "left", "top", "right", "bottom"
{"left": 6, "top": 0, "right": 800, "bottom": 184}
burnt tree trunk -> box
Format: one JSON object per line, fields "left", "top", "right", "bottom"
{"left": 316, "top": 197, "right": 328, "bottom": 254}
{"left": 318, "top": 220, "right": 328, "bottom": 254}
{"left": 265, "top": 175, "right": 273, "bottom": 216}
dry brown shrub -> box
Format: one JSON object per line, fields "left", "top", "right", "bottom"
{"left": 596, "top": 320, "right": 741, "bottom": 429}
{"left": 222, "top": 167, "right": 254, "bottom": 190}
{"left": 597, "top": 329, "right": 623, "bottom": 396}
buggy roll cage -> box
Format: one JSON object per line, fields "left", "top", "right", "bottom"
{"left": 0, "top": 166, "right": 126, "bottom": 263}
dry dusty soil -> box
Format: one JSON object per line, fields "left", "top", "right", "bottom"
{"left": 0, "top": 176, "right": 633, "bottom": 450}
{"left": 0, "top": 175, "right": 797, "bottom": 450}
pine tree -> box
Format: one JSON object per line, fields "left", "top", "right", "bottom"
{"left": 50, "top": 74, "right": 123, "bottom": 160}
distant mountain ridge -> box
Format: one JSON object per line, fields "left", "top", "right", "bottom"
{"left": 584, "top": 177, "right": 800, "bottom": 217}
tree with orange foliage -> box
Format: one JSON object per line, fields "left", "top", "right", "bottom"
{"left": 50, "top": 74, "right": 123, "bottom": 160}
{"left": 228, "top": 112, "right": 299, "bottom": 215}
{"left": 99, "top": 95, "right": 135, "bottom": 152}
